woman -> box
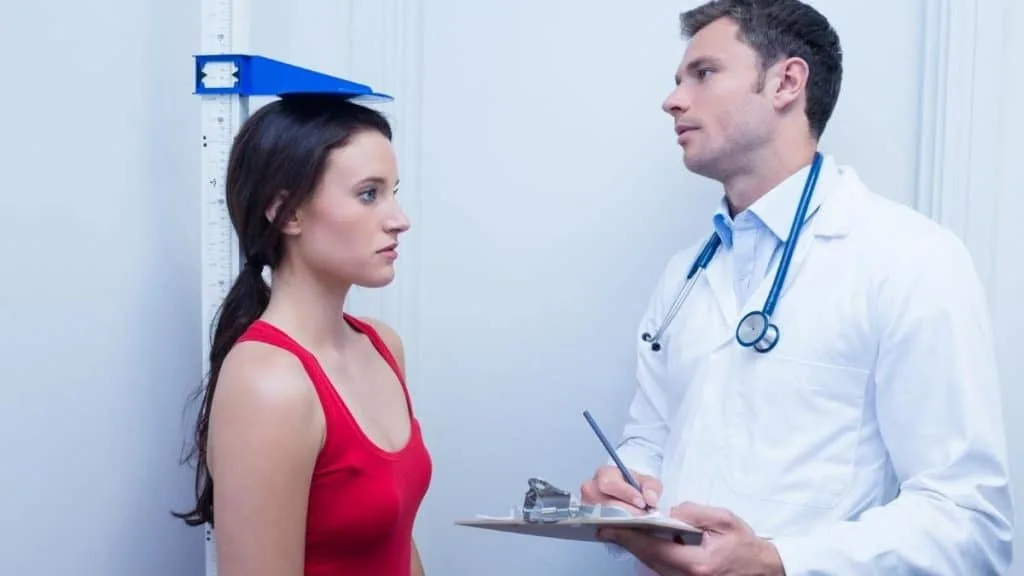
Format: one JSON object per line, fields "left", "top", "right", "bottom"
{"left": 174, "top": 94, "right": 431, "bottom": 576}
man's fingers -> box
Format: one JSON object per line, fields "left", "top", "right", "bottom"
{"left": 595, "top": 468, "right": 648, "bottom": 510}
{"left": 643, "top": 488, "right": 661, "bottom": 509}
{"left": 579, "top": 480, "right": 600, "bottom": 505}
{"left": 638, "top": 475, "right": 663, "bottom": 508}
{"left": 640, "top": 475, "right": 663, "bottom": 496}
{"left": 582, "top": 466, "right": 665, "bottom": 512}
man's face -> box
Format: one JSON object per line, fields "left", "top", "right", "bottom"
{"left": 662, "top": 17, "right": 777, "bottom": 180}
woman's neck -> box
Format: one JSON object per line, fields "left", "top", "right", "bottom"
{"left": 259, "top": 263, "right": 356, "bottom": 353}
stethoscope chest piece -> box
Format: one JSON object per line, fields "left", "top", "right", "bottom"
{"left": 735, "top": 310, "right": 780, "bottom": 353}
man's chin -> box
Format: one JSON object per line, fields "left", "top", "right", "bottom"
{"left": 682, "top": 151, "right": 709, "bottom": 175}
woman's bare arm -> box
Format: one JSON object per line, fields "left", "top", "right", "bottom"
{"left": 411, "top": 540, "right": 425, "bottom": 576}
{"left": 207, "top": 343, "right": 323, "bottom": 576}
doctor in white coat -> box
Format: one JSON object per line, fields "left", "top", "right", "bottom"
{"left": 581, "top": 1, "right": 1015, "bottom": 575}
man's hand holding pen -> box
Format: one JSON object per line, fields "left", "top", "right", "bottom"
{"left": 579, "top": 464, "right": 662, "bottom": 514}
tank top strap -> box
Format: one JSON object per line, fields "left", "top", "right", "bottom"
{"left": 342, "top": 313, "right": 415, "bottom": 418}
{"left": 237, "top": 317, "right": 414, "bottom": 420}
{"left": 235, "top": 320, "right": 343, "bottom": 419}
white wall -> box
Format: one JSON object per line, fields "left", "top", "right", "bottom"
{"left": 0, "top": 1, "right": 203, "bottom": 575}
{"left": 1, "top": 1, "right": 1021, "bottom": 575}
{"left": 996, "top": 7, "right": 1024, "bottom": 569}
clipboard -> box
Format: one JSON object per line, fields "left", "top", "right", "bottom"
{"left": 455, "top": 478, "right": 703, "bottom": 546}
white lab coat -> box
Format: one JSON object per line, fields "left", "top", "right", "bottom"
{"left": 616, "top": 157, "right": 1015, "bottom": 575}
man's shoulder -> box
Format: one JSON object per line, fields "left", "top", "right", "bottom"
{"left": 848, "top": 184, "right": 979, "bottom": 300}
{"left": 847, "top": 179, "right": 969, "bottom": 266}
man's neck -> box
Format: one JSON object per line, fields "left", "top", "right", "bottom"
{"left": 722, "top": 139, "right": 817, "bottom": 217}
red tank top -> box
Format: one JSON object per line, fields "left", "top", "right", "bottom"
{"left": 236, "top": 314, "right": 432, "bottom": 576}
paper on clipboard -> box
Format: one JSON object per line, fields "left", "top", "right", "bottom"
{"left": 454, "top": 478, "right": 704, "bottom": 546}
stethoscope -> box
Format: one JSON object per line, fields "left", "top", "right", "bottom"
{"left": 641, "top": 151, "right": 823, "bottom": 354}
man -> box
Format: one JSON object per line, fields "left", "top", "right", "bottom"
{"left": 580, "top": 1, "right": 1015, "bottom": 574}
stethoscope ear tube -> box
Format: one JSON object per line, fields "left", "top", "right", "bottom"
{"left": 641, "top": 234, "right": 719, "bottom": 351}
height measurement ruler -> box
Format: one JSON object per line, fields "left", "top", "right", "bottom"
{"left": 198, "top": 0, "right": 250, "bottom": 574}
{"left": 199, "top": 0, "right": 250, "bottom": 367}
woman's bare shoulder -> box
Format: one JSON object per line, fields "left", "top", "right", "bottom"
{"left": 216, "top": 341, "right": 319, "bottom": 414}
{"left": 209, "top": 341, "right": 323, "bottom": 466}
{"left": 353, "top": 316, "right": 405, "bottom": 372}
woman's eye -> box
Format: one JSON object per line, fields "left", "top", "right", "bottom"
{"left": 358, "top": 188, "right": 378, "bottom": 202}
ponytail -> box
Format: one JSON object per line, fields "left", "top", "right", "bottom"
{"left": 173, "top": 260, "right": 270, "bottom": 526}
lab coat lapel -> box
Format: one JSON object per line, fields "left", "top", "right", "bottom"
{"left": 766, "top": 208, "right": 821, "bottom": 303}
{"left": 740, "top": 157, "right": 851, "bottom": 316}
{"left": 702, "top": 249, "right": 737, "bottom": 348}
{"left": 770, "top": 161, "right": 858, "bottom": 302}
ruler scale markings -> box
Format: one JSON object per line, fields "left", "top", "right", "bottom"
{"left": 199, "top": 0, "right": 242, "bottom": 575}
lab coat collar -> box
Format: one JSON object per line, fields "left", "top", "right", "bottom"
{"left": 702, "top": 154, "right": 856, "bottom": 345}
{"left": 710, "top": 153, "right": 842, "bottom": 246}
{"left": 750, "top": 155, "right": 828, "bottom": 242}
{"left": 808, "top": 156, "right": 860, "bottom": 239}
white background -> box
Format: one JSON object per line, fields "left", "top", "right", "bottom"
{"left": 0, "top": 1, "right": 1020, "bottom": 575}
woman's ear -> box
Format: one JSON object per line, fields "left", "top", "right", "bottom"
{"left": 265, "top": 192, "right": 301, "bottom": 236}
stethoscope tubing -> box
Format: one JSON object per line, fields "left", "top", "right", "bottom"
{"left": 642, "top": 152, "right": 823, "bottom": 354}
{"left": 761, "top": 152, "right": 823, "bottom": 317}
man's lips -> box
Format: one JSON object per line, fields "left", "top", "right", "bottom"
{"left": 675, "top": 124, "right": 698, "bottom": 145}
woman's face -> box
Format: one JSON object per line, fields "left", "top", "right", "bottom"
{"left": 283, "top": 128, "right": 410, "bottom": 289}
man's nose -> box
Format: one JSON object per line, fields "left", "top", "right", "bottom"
{"left": 662, "top": 85, "right": 690, "bottom": 116}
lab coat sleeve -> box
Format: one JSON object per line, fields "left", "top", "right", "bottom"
{"left": 770, "top": 230, "right": 1015, "bottom": 575}
{"left": 603, "top": 251, "right": 697, "bottom": 563}
{"left": 614, "top": 250, "right": 692, "bottom": 479}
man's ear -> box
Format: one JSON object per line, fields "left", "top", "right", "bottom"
{"left": 771, "top": 56, "right": 809, "bottom": 112}
{"left": 265, "top": 192, "right": 301, "bottom": 236}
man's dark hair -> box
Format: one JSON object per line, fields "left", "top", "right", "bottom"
{"left": 680, "top": 0, "right": 843, "bottom": 140}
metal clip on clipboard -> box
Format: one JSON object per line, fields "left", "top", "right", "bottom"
{"left": 520, "top": 478, "right": 632, "bottom": 524}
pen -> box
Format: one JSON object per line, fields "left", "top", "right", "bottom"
{"left": 582, "top": 409, "right": 653, "bottom": 511}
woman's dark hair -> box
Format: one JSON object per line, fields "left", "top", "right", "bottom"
{"left": 172, "top": 95, "right": 393, "bottom": 527}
